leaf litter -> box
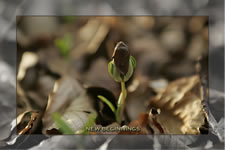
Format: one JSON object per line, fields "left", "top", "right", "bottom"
{"left": 3, "top": 16, "right": 221, "bottom": 149}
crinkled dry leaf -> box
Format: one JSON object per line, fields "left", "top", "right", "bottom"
{"left": 17, "top": 111, "right": 39, "bottom": 135}
{"left": 149, "top": 75, "right": 206, "bottom": 134}
{"left": 42, "top": 76, "right": 96, "bottom": 134}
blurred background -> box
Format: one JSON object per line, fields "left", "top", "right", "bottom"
{"left": 0, "top": 0, "right": 224, "bottom": 149}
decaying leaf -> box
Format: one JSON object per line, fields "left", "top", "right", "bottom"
{"left": 16, "top": 83, "right": 32, "bottom": 115}
{"left": 126, "top": 76, "right": 154, "bottom": 121}
{"left": 148, "top": 75, "right": 206, "bottom": 134}
{"left": 126, "top": 109, "right": 165, "bottom": 135}
{"left": 17, "top": 111, "right": 39, "bottom": 135}
{"left": 84, "top": 58, "right": 119, "bottom": 97}
{"left": 126, "top": 113, "right": 150, "bottom": 135}
{"left": 148, "top": 108, "right": 164, "bottom": 134}
{"left": 71, "top": 18, "right": 110, "bottom": 59}
{"left": 42, "top": 76, "right": 96, "bottom": 134}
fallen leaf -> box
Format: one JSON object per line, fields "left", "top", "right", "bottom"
{"left": 149, "top": 75, "right": 206, "bottom": 134}
{"left": 42, "top": 76, "right": 96, "bottom": 134}
{"left": 126, "top": 113, "right": 150, "bottom": 135}
{"left": 17, "top": 111, "right": 39, "bottom": 135}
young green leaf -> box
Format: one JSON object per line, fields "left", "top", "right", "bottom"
{"left": 97, "top": 95, "right": 116, "bottom": 113}
{"left": 108, "top": 60, "right": 123, "bottom": 82}
{"left": 130, "top": 55, "right": 136, "bottom": 69}
{"left": 52, "top": 112, "right": 74, "bottom": 134}
{"left": 108, "top": 60, "right": 114, "bottom": 78}
{"left": 55, "top": 34, "right": 72, "bottom": 59}
{"left": 81, "top": 113, "right": 97, "bottom": 134}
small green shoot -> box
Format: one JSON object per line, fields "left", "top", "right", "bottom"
{"left": 52, "top": 112, "right": 74, "bottom": 134}
{"left": 100, "top": 41, "right": 136, "bottom": 124}
{"left": 55, "top": 34, "right": 73, "bottom": 59}
{"left": 63, "top": 16, "right": 77, "bottom": 23}
{"left": 81, "top": 113, "right": 97, "bottom": 134}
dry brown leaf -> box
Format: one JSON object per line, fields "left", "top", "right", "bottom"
{"left": 84, "top": 58, "right": 119, "bottom": 97}
{"left": 127, "top": 113, "right": 151, "bottom": 135}
{"left": 17, "top": 111, "right": 39, "bottom": 135}
{"left": 71, "top": 19, "right": 109, "bottom": 59}
{"left": 149, "top": 75, "right": 206, "bottom": 134}
{"left": 42, "top": 76, "right": 96, "bottom": 134}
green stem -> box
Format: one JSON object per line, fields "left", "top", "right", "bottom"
{"left": 116, "top": 81, "right": 127, "bottom": 123}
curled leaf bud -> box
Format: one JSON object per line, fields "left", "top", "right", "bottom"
{"left": 108, "top": 41, "right": 136, "bottom": 82}
{"left": 113, "top": 41, "right": 130, "bottom": 76}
